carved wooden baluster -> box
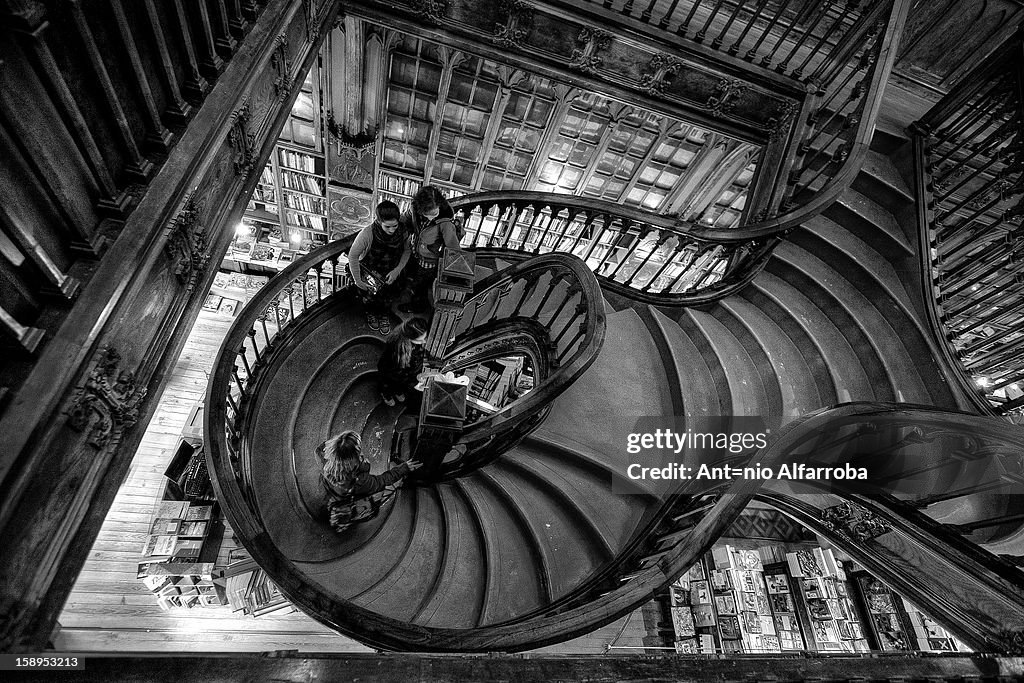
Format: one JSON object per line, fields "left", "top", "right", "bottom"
{"left": 641, "top": 235, "right": 685, "bottom": 293}
{"left": 546, "top": 284, "right": 581, "bottom": 338}
{"left": 513, "top": 204, "right": 543, "bottom": 251}
{"left": 499, "top": 203, "right": 524, "bottom": 249}
{"left": 189, "top": 0, "right": 225, "bottom": 77}
{"left": 533, "top": 207, "right": 561, "bottom": 254}
{"left": 761, "top": 1, "right": 813, "bottom": 68}
{"left": 639, "top": 0, "right": 658, "bottom": 23}
{"left": 932, "top": 100, "right": 1016, "bottom": 170}
{"left": 665, "top": 245, "right": 701, "bottom": 292}
{"left": 510, "top": 274, "right": 541, "bottom": 316}
{"left": 110, "top": 0, "right": 174, "bottom": 152}
{"left": 658, "top": 0, "right": 683, "bottom": 30}
{"left": 553, "top": 303, "right": 587, "bottom": 348}
{"left": 65, "top": 0, "right": 154, "bottom": 180}
{"left": 935, "top": 146, "right": 1010, "bottom": 204}
{"left": 591, "top": 217, "right": 632, "bottom": 275}
{"left": 140, "top": 0, "right": 194, "bottom": 123}
{"left": 210, "top": 0, "right": 237, "bottom": 56}
{"left": 238, "top": 342, "right": 252, "bottom": 379}
{"left": 711, "top": 0, "right": 747, "bottom": 50}
{"left": 0, "top": 303, "right": 44, "bottom": 353}
{"left": 606, "top": 223, "right": 650, "bottom": 282}
{"left": 0, "top": 199, "right": 81, "bottom": 299}
{"left": 775, "top": 1, "right": 835, "bottom": 76}
{"left": 676, "top": 0, "right": 704, "bottom": 37}
{"left": 933, "top": 78, "right": 1013, "bottom": 147}
{"left": 232, "top": 363, "right": 245, "bottom": 395}
{"left": 5, "top": 2, "right": 128, "bottom": 214}
{"left": 170, "top": 0, "right": 211, "bottom": 99}
{"left": 526, "top": 272, "right": 566, "bottom": 320}
{"left": 937, "top": 172, "right": 1010, "bottom": 224}
{"left": 620, "top": 227, "right": 661, "bottom": 286}
{"left": 227, "top": 0, "right": 249, "bottom": 37}
{"left": 792, "top": 0, "right": 857, "bottom": 79}
{"left": 727, "top": 0, "right": 771, "bottom": 56}
{"left": 259, "top": 311, "right": 271, "bottom": 348}
{"left": 694, "top": 0, "right": 727, "bottom": 44}
{"left": 955, "top": 291, "right": 1024, "bottom": 338}
{"left": 248, "top": 327, "right": 262, "bottom": 364}
{"left": 241, "top": 0, "right": 259, "bottom": 20}
{"left": 552, "top": 209, "right": 583, "bottom": 252}
{"left": 285, "top": 284, "right": 296, "bottom": 323}
{"left": 744, "top": 0, "right": 790, "bottom": 61}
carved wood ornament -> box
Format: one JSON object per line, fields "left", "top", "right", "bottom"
{"left": 569, "top": 28, "right": 612, "bottom": 75}
{"left": 820, "top": 501, "right": 892, "bottom": 542}
{"left": 639, "top": 54, "right": 683, "bottom": 97}
{"left": 228, "top": 99, "right": 256, "bottom": 177}
{"left": 493, "top": 0, "right": 533, "bottom": 49}
{"left": 410, "top": 0, "right": 448, "bottom": 26}
{"left": 165, "top": 193, "right": 209, "bottom": 292}
{"left": 271, "top": 34, "right": 291, "bottom": 99}
{"left": 66, "top": 347, "right": 147, "bottom": 449}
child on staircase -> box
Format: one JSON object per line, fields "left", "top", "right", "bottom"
{"left": 377, "top": 317, "right": 429, "bottom": 407}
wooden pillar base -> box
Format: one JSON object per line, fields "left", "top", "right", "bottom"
{"left": 145, "top": 128, "right": 175, "bottom": 154}
{"left": 18, "top": 326, "right": 45, "bottom": 354}
{"left": 68, "top": 233, "right": 110, "bottom": 258}
{"left": 199, "top": 55, "right": 226, "bottom": 81}
{"left": 95, "top": 191, "right": 131, "bottom": 219}
{"left": 164, "top": 100, "right": 194, "bottom": 127}
{"left": 41, "top": 276, "right": 82, "bottom": 301}
{"left": 182, "top": 76, "right": 211, "bottom": 105}
{"left": 124, "top": 158, "right": 155, "bottom": 183}
{"left": 214, "top": 35, "right": 238, "bottom": 59}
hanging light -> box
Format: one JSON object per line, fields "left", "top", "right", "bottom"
{"left": 290, "top": 232, "right": 302, "bottom": 244}
{"left": 976, "top": 377, "right": 990, "bottom": 388}
{"left": 235, "top": 222, "right": 250, "bottom": 237}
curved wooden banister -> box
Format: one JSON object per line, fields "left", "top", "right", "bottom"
{"left": 446, "top": 1, "right": 913, "bottom": 306}
{"left": 428, "top": 253, "right": 606, "bottom": 479}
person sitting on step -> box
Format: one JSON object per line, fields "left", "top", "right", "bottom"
{"left": 348, "top": 200, "right": 411, "bottom": 335}
{"left": 377, "top": 316, "right": 429, "bottom": 407}
{"left": 318, "top": 430, "right": 421, "bottom": 533}
{"left": 398, "top": 186, "right": 463, "bottom": 312}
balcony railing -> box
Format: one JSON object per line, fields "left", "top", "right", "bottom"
{"left": 910, "top": 28, "right": 1024, "bottom": 417}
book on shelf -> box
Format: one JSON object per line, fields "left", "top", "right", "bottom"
{"left": 178, "top": 521, "right": 208, "bottom": 538}
{"left": 149, "top": 518, "right": 182, "bottom": 536}
{"left": 155, "top": 501, "right": 188, "bottom": 519}
{"left": 185, "top": 504, "right": 213, "bottom": 521}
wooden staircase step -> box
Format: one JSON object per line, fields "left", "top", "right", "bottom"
{"left": 853, "top": 149, "right": 914, "bottom": 212}
{"left": 683, "top": 308, "right": 775, "bottom": 422}
{"left": 455, "top": 474, "right": 548, "bottom": 625}
{"left": 719, "top": 297, "right": 824, "bottom": 419}
{"left": 824, "top": 188, "right": 913, "bottom": 258}
{"left": 750, "top": 272, "right": 875, "bottom": 403}
{"left": 413, "top": 483, "right": 487, "bottom": 628}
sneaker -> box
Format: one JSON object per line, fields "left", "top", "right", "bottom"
{"left": 378, "top": 316, "right": 392, "bottom": 335}
{"left": 383, "top": 396, "right": 396, "bottom": 407}
{"left": 395, "top": 393, "right": 406, "bottom": 403}
{"left": 366, "top": 312, "right": 379, "bottom": 331}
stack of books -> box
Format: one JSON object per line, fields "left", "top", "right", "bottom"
{"left": 224, "top": 549, "right": 294, "bottom": 618}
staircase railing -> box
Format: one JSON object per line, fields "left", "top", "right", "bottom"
{"left": 910, "top": 28, "right": 1024, "bottom": 418}
{"left": 448, "top": 0, "right": 911, "bottom": 305}
{"left": 207, "top": 236, "right": 354, "bottom": 514}
{"left": 429, "top": 253, "right": 607, "bottom": 478}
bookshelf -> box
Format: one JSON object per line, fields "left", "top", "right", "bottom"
{"left": 233, "top": 60, "right": 330, "bottom": 273}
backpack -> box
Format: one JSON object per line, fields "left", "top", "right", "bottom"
{"left": 327, "top": 492, "right": 383, "bottom": 533}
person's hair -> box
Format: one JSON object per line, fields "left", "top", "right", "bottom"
{"left": 412, "top": 186, "right": 445, "bottom": 218}
{"left": 322, "top": 430, "right": 363, "bottom": 482}
{"left": 386, "top": 317, "right": 429, "bottom": 369}
{"left": 376, "top": 200, "right": 400, "bottom": 223}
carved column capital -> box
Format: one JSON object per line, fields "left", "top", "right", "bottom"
{"left": 165, "top": 194, "right": 209, "bottom": 292}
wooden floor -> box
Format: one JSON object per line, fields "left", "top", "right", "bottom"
{"left": 54, "top": 274, "right": 651, "bottom": 655}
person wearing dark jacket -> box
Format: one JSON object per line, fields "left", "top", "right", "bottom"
{"left": 377, "top": 317, "right": 429, "bottom": 407}
{"left": 398, "top": 186, "right": 462, "bottom": 311}
{"left": 319, "top": 430, "right": 421, "bottom": 532}
{"left": 348, "top": 200, "right": 411, "bottom": 335}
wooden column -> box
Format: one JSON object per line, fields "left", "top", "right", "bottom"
{"left": 65, "top": 0, "right": 154, "bottom": 182}
{"left": 340, "top": 16, "right": 365, "bottom": 135}
{"left": 226, "top": 0, "right": 249, "bottom": 37}
{"left": 0, "top": 73, "right": 103, "bottom": 255}
{"left": 141, "top": 0, "right": 194, "bottom": 124}
{"left": 210, "top": 0, "right": 238, "bottom": 57}
{"left": 422, "top": 48, "right": 462, "bottom": 184}
{"left": 190, "top": 0, "right": 226, "bottom": 78}
{"left": 2, "top": 0, "right": 129, "bottom": 216}
{"left": 110, "top": 0, "right": 175, "bottom": 152}
{"left": 170, "top": 0, "right": 211, "bottom": 101}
